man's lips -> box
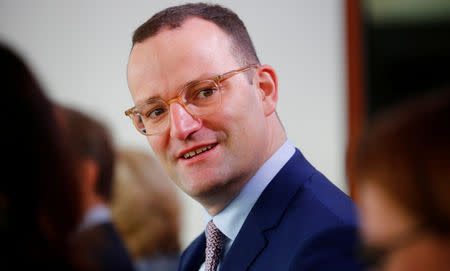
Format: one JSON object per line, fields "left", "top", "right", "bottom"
{"left": 179, "top": 143, "right": 218, "bottom": 159}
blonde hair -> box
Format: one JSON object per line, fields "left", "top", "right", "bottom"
{"left": 111, "top": 149, "right": 181, "bottom": 259}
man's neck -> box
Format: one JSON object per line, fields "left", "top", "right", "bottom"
{"left": 201, "top": 133, "right": 287, "bottom": 216}
{"left": 198, "top": 180, "right": 250, "bottom": 216}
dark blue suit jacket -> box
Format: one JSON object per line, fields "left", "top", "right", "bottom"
{"left": 71, "top": 222, "right": 135, "bottom": 271}
{"left": 178, "top": 149, "right": 362, "bottom": 271}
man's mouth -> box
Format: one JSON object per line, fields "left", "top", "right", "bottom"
{"left": 182, "top": 143, "right": 217, "bottom": 159}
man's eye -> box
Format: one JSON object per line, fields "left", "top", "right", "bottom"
{"left": 147, "top": 107, "right": 167, "bottom": 119}
{"left": 197, "top": 88, "right": 216, "bottom": 99}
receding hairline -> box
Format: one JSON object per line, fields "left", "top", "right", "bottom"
{"left": 130, "top": 16, "right": 255, "bottom": 72}
{"left": 132, "top": 16, "right": 230, "bottom": 46}
{"left": 131, "top": 8, "right": 260, "bottom": 66}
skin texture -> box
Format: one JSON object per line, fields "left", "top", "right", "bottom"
{"left": 359, "top": 182, "right": 450, "bottom": 271}
{"left": 127, "top": 17, "right": 285, "bottom": 215}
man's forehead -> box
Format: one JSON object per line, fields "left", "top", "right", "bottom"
{"left": 133, "top": 17, "right": 230, "bottom": 48}
{"left": 129, "top": 18, "right": 231, "bottom": 69}
{"left": 127, "top": 17, "right": 237, "bottom": 103}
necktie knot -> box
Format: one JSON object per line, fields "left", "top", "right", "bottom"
{"left": 205, "top": 220, "right": 226, "bottom": 271}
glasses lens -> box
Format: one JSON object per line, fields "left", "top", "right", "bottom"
{"left": 182, "top": 80, "right": 221, "bottom": 116}
{"left": 133, "top": 100, "right": 169, "bottom": 135}
{"left": 132, "top": 113, "right": 147, "bottom": 134}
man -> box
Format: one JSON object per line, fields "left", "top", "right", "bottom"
{"left": 125, "top": 3, "right": 362, "bottom": 271}
{"left": 56, "top": 105, "right": 135, "bottom": 271}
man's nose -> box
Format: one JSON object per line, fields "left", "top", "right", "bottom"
{"left": 169, "top": 102, "right": 202, "bottom": 140}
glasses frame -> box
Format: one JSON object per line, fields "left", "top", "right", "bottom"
{"left": 125, "top": 64, "right": 259, "bottom": 136}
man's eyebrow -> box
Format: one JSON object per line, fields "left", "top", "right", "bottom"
{"left": 183, "top": 78, "right": 202, "bottom": 88}
{"left": 135, "top": 95, "right": 162, "bottom": 107}
{"left": 171, "top": 75, "right": 212, "bottom": 94}
{"left": 182, "top": 71, "right": 219, "bottom": 87}
{"left": 146, "top": 95, "right": 164, "bottom": 103}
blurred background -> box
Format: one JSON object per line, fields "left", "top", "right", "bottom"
{"left": 1, "top": 0, "right": 448, "bottom": 250}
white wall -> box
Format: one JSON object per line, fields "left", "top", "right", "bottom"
{"left": 0, "top": 0, "right": 347, "bottom": 249}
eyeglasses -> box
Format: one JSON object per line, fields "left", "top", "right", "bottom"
{"left": 125, "top": 65, "right": 258, "bottom": 136}
{"left": 355, "top": 223, "right": 428, "bottom": 270}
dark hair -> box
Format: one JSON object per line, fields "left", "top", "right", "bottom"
{"left": 1, "top": 43, "right": 82, "bottom": 267}
{"left": 132, "top": 2, "right": 260, "bottom": 66}
{"left": 354, "top": 88, "right": 450, "bottom": 234}
{"left": 56, "top": 106, "right": 115, "bottom": 202}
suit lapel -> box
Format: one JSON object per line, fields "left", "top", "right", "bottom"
{"left": 219, "top": 149, "right": 316, "bottom": 270}
{"left": 179, "top": 233, "right": 206, "bottom": 271}
{"left": 219, "top": 216, "right": 266, "bottom": 270}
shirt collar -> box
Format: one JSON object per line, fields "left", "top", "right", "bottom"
{"left": 77, "top": 204, "right": 111, "bottom": 233}
{"left": 204, "top": 139, "right": 295, "bottom": 241}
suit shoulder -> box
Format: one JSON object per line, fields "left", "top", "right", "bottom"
{"left": 300, "top": 171, "right": 359, "bottom": 226}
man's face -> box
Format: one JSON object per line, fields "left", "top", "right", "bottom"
{"left": 127, "top": 18, "right": 270, "bottom": 201}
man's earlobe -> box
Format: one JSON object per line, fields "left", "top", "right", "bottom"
{"left": 80, "top": 159, "right": 99, "bottom": 194}
{"left": 256, "top": 65, "right": 278, "bottom": 116}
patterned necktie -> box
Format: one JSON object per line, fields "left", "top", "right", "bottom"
{"left": 205, "top": 220, "right": 226, "bottom": 271}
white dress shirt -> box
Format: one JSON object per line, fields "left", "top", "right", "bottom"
{"left": 77, "top": 204, "right": 112, "bottom": 233}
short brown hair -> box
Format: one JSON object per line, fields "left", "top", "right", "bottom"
{"left": 354, "top": 88, "right": 450, "bottom": 234}
{"left": 132, "top": 2, "right": 259, "bottom": 66}
{"left": 56, "top": 106, "right": 115, "bottom": 202}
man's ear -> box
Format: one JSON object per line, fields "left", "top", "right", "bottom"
{"left": 79, "top": 159, "right": 99, "bottom": 196}
{"left": 254, "top": 64, "right": 278, "bottom": 116}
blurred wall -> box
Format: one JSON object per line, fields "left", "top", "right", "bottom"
{"left": 0, "top": 0, "right": 347, "bottom": 249}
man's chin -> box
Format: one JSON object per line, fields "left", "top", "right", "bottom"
{"left": 180, "top": 177, "right": 227, "bottom": 199}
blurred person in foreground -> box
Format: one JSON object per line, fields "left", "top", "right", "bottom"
{"left": 124, "top": 3, "right": 362, "bottom": 270}
{"left": 56, "top": 105, "right": 135, "bottom": 271}
{"left": 0, "top": 43, "right": 82, "bottom": 269}
{"left": 354, "top": 88, "right": 450, "bottom": 271}
{"left": 111, "top": 148, "right": 181, "bottom": 271}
